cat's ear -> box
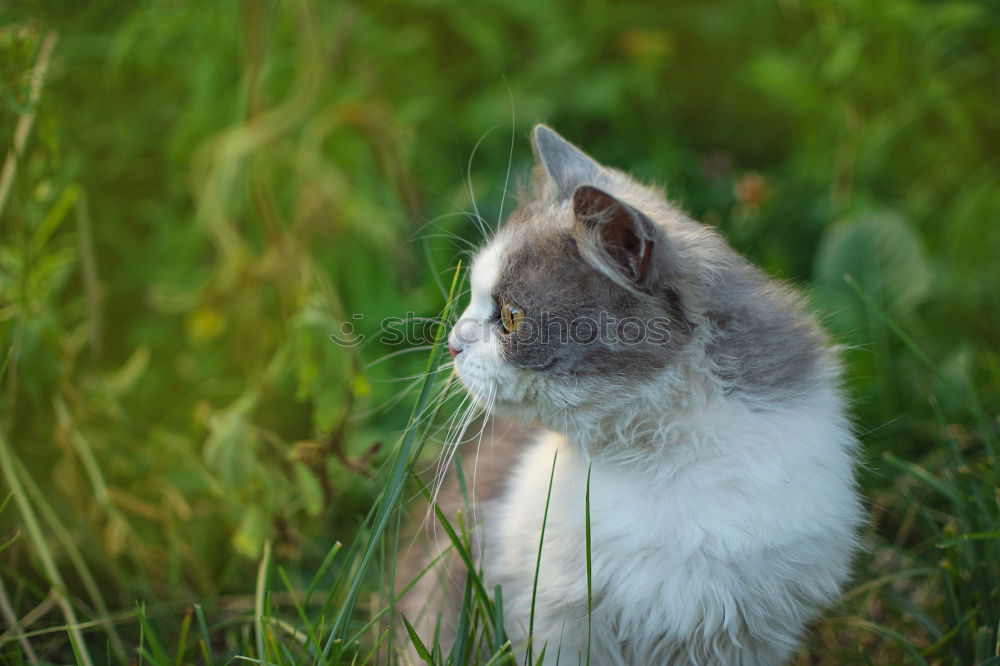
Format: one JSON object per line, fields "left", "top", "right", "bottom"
{"left": 572, "top": 185, "right": 667, "bottom": 291}
{"left": 532, "top": 124, "right": 602, "bottom": 198}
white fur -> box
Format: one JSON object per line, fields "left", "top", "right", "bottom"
{"left": 450, "top": 236, "right": 554, "bottom": 413}
{"left": 483, "top": 389, "right": 860, "bottom": 665}
{"left": 447, "top": 241, "right": 862, "bottom": 666}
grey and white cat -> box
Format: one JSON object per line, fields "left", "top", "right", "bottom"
{"left": 401, "top": 125, "right": 863, "bottom": 665}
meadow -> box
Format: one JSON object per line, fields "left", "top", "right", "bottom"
{"left": 0, "top": 0, "right": 997, "bottom": 663}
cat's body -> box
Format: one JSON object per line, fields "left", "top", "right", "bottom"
{"left": 400, "top": 126, "right": 863, "bottom": 665}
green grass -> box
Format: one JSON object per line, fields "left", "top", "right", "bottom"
{"left": 1, "top": 0, "right": 998, "bottom": 663}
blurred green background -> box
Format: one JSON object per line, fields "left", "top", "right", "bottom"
{"left": 1, "top": 0, "right": 997, "bottom": 663}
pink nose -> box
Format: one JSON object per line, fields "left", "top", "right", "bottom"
{"left": 448, "top": 338, "right": 462, "bottom": 358}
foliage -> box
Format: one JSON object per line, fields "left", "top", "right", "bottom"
{"left": 0, "top": 0, "right": 997, "bottom": 664}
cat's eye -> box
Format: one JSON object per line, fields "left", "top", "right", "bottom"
{"left": 499, "top": 300, "right": 525, "bottom": 333}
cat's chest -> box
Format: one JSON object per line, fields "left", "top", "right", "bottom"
{"left": 483, "top": 403, "right": 858, "bottom": 598}
{"left": 486, "top": 432, "right": 717, "bottom": 581}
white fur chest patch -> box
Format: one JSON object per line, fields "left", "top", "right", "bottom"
{"left": 481, "top": 395, "right": 861, "bottom": 665}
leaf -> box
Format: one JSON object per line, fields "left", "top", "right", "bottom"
{"left": 203, "top": 392, "right": 260, "bottom": 488}
{"left": 815, "top": 209, "right": 932, "bottom": 317}
{"left": 292, "top": 461, "right": 324, "bottom": 517}
{"left": 291, "top": 296, "right": 347, "bottom": 431}
{"left": 234, "top": 507, "right": 269, "bottom": 560}
{"left": 102, "top": 345, "right": 151, "bottom": 396}
{"left": 401, "top": 615, "right": 433, "bottom": 664}
{"left": 31, "top": 184, "right": 79, "bottom": 253}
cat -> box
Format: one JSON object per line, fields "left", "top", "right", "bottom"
{"left": 399, "top": 125, "right": 864, "bottom": 665}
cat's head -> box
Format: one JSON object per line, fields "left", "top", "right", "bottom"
{"left": 448, "top": 125, "right": 721, "bottom": 427}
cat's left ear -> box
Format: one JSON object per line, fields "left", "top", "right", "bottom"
{"left": 532, "top": 124, "right": 603, "bottom": 198}
{"left": 572, "top": 185, "right": 670, "bottom": 292}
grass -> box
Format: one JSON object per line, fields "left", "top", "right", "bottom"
{"left": 2, "top": 284, "right": 994, "bottom": 665}
{"left": 1, "top": 0, "right": 998, "bottom": 663}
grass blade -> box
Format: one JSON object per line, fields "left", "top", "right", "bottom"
{"left": 322, "top": 262, "right": 463, "bottom": 659}
{"left": 136, "top": 601, "right": 171, "bottom": 665}
{"left": 831, "top": 617, "right": 928, "bottom": 666}
{"left": 421, "top": 487, "right": 495, "bottom": 627}
{"left": 492, "top": 585, "right": 506, "bottom": 659}
{"left": 193, "top": 603, "right": 214, "bottom": 666}
{"left": 0, "top": 432, "right": 94, "bottom": 666}
{"left": 401, "top": 615, "right": 433, "bottom": 664}
{"left": 449, "top": 573, "right": 473, "bottom": 666}
{"left": 585, "top": 463, "right": 593, "bottom": 666}
{"left": 526, "top": 448, "right": 558, "bottom": 665}
{"left": 174, "top": 608, "right": 192, "bottom": 666}
{"left": 255, "top": 539, "right": 274, "bottom": 662}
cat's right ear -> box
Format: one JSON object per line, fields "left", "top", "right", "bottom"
{"left": 532, "top": 124, "right": 603, "bottom": 198}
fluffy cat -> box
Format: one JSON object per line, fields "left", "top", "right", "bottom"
{"left": 400, "top": 125, "right": 863, "bottom": 665}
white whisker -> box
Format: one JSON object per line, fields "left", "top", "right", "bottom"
{"left": 496, "top": 77, "right": 516, "bottom": 234}
{"left": 465, "top": 125, "right": 502, "bottom": 242}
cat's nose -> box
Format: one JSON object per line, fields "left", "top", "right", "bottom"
{"left": 448, "top": 332, "right": 463, "bottom": 358}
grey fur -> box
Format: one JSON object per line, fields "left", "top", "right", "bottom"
{"left": 703, "top": 261, "right": 829, "bottom": 401}
{"left": 492, "top": 227, "right": 690, "bottom": 380}
{"left": 532, "top": 124, "right": 605, "bottom": 198}
{"left": 499, "top": 124, "right": 827, "bottom": 404}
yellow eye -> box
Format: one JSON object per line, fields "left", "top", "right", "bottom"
{"left": 500, "top": 301, "right": 525, "bottom": 333}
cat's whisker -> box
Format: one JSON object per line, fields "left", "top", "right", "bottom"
{"left": 407, "top": 379, "right": 469, "bottom": 453}
{"left": 438, "top": 391, "right": 481, "bottom": 457}
{"left": 410, "top": 234, "right": 479, "bottom": 258}
{"left": 354, "top": 343, "right": 459, "bottom": 420}
{"left": 419, "top": 391, "right": 480, "bottom": 539}
{"left": 496, "top": 78, "right": 516, "bottom": 236}
{"left": 424, "top": 393, "right": 471, "bottom": 444}
{"left": 367, "top": 363, "right": 455, "bottom": 384}
{"left": 427, "top": 388, "right": 472, "bottom": 447}
{"left": 423, "top": 386, "right": 496, "bottom": 595}
{"left": 410, "top": 226, "right": 481, "bottom": 251}
{"left": 465, "top": 125, "right": 503, "bottom": 243}
{"left": 349, "top": 374, "right": 427, "bottom": 421}
{"left": 466, "top": 384, "right": 497, "bottom": 570}
{"left": 417, "top": 191, "right": 489, "bottom": 245}
{"left": 411, "top": 210, "right": 483, "bottom": 237}
{"left": 409, "top": 215, "right": 480, "bottom": 242}
{"left": 363, "top": 344, "right": 439, "bottom": 369}
{"left": 405, "top": 374, "right": 463, "bottom": 434}
{"left": 437, "top": 386, "right": 490, "bottom": 474}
